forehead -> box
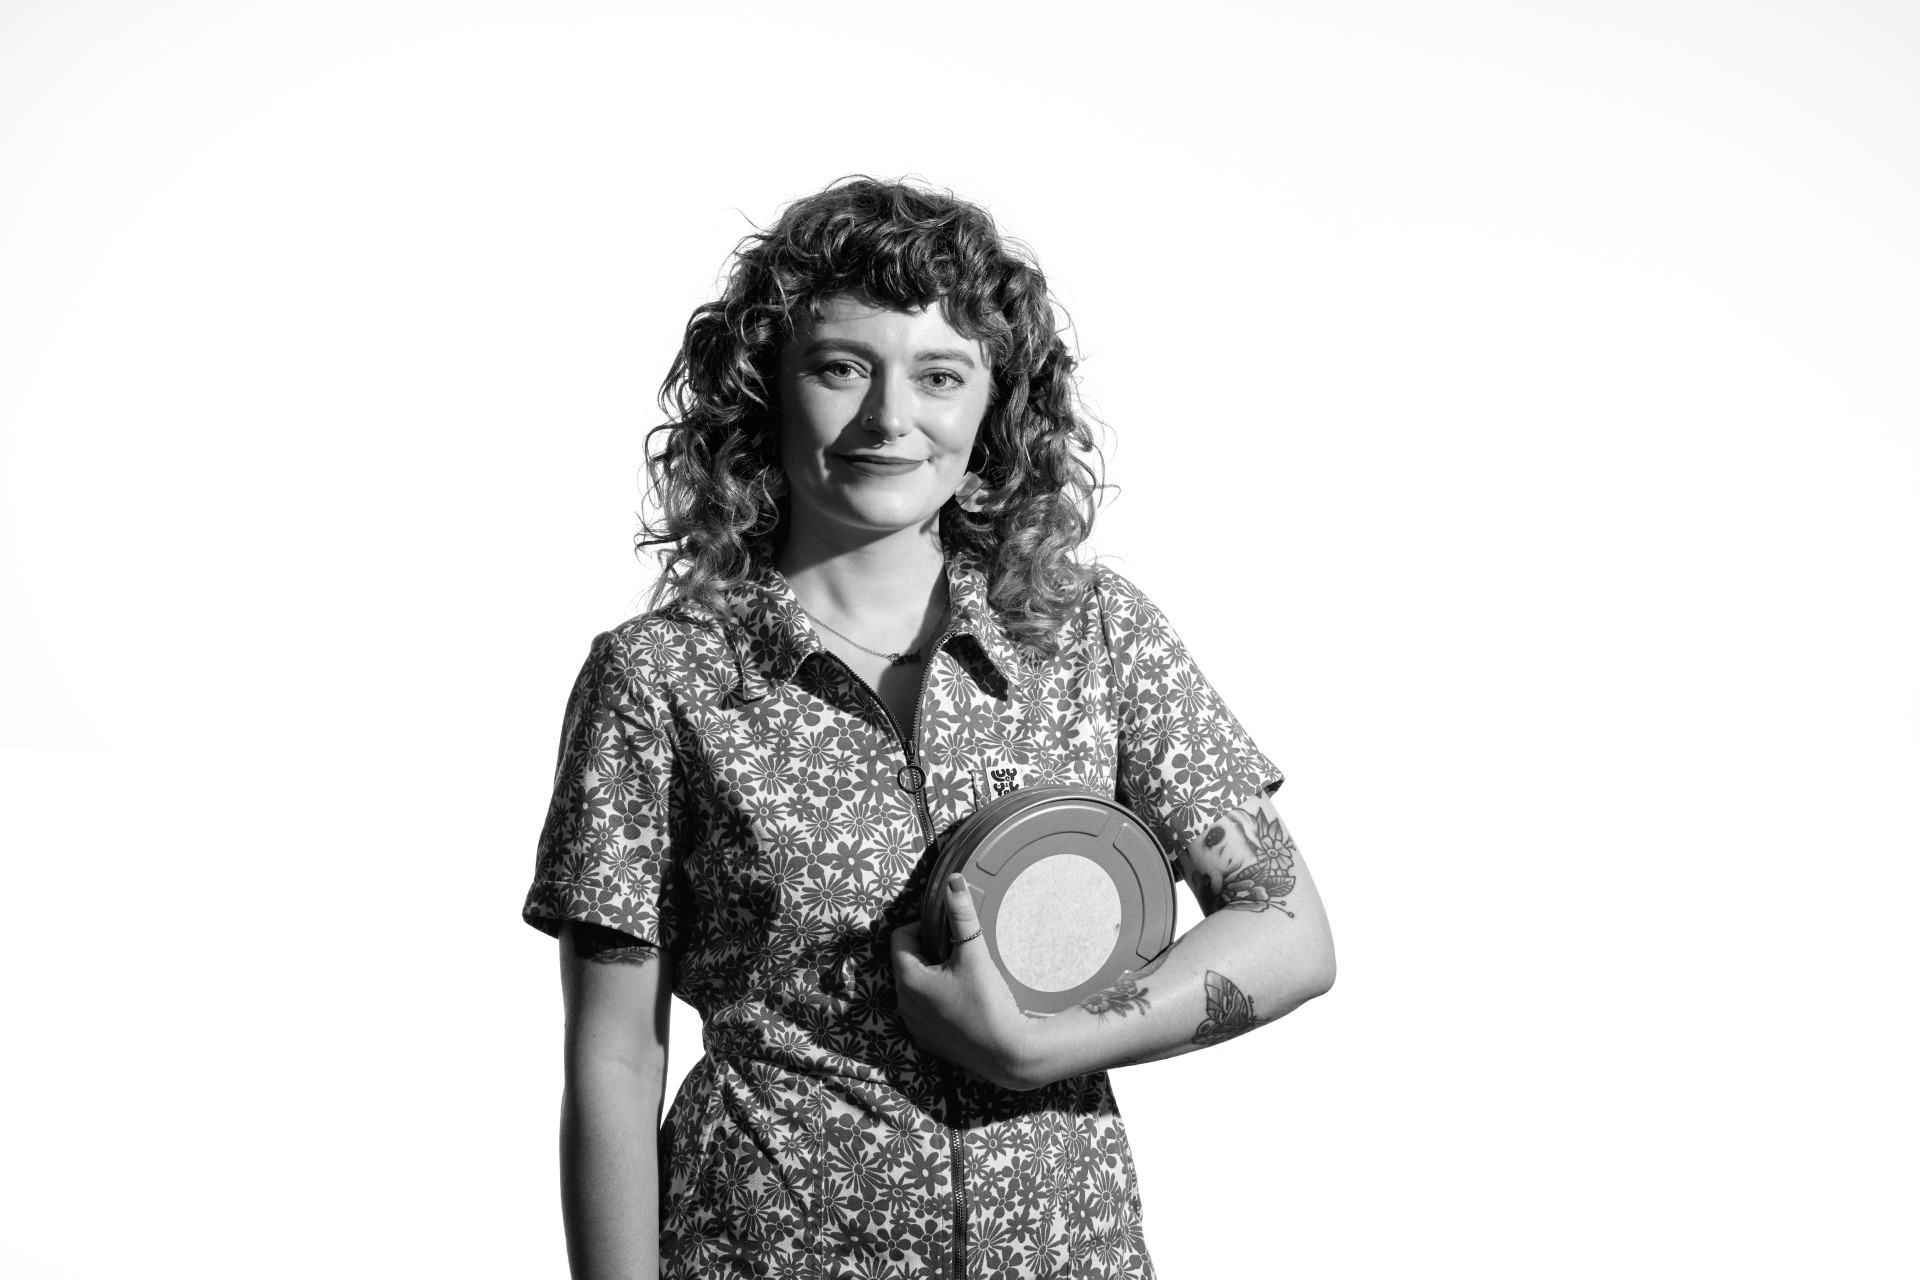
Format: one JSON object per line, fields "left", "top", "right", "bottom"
{"left": 789, "top": 292, "right": 984, "bottom": 359}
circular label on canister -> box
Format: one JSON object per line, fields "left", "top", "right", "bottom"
{"left": 994, "top": 853, "right": 1123, "bottom": 992}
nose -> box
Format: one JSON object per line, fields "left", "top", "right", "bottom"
{"left": 860, "top": 373, "right": 913, "bottom": 439}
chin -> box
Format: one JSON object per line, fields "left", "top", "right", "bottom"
{"left": 841, "top": 503, "right": 946, "bottom": 537}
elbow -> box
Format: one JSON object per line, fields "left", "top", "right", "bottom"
{"left": 566, "top": 1040, "right": 668, "bottom": 1083}
{"left": 1280, "top": 922, "right": 1336, "bottom": 1006}
{"left": 563, "top": 1053, "right": 670, "bottom": 1129}
{"left": 564, "top": 1035, "right": 670, "bottom": 1100}
{"left": 1302, "top": 933, "right": 1337, "bottom": 1002}
{"left": 1305, "top": 952, "right": 1336, "bottom": 1001}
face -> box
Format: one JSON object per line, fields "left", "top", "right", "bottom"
{"left": 775, "top": 293, "right": 992, "bottom": 549}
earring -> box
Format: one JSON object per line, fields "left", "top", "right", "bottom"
{"left": 953, "top": 471, "right": 990, "bottom": 513}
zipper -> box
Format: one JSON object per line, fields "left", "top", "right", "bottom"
{"left": 817, "top": 620, "right": 971, "bottom": 1280}
{"left": 817, "top": 635, "right": 944, "bottom": 845}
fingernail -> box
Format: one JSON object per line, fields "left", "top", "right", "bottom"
{"left": 947, "top": 873, "right": 965, "bottom": 892}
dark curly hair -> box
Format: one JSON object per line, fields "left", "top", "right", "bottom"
{"left": 638, "top": 176, "right": 1106, "bottom": 656}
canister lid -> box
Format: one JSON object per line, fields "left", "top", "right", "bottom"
{"left": 920, "top": 786, "right": 1177, "bottom": 1015}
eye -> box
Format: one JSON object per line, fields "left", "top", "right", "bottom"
{"left": 922, "top": 369, "right": 965, "bottom": 391}
{"left": 816, "top": 359, "right": 866, "bottom": 383}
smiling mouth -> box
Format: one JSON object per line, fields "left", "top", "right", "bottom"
{"left": 836, "top": 454, "right": 925, "bottom": 472}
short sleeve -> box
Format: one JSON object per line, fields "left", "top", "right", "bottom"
{"left": 1100, "top": 570, "right": 1285, "bottom": 859}
{"left": 521, "top": 629, "right": 684, "bottom": 951}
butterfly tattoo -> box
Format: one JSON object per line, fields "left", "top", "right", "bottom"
{"left": 1191, "top": 970, "right": 1261, "bottom": 1047}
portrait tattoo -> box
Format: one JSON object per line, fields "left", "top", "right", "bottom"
{"left": 1192, "top": 970, "right": 1261, "bottom": 1047}
{"left": 569, "top": 921, "right": 657, "bottom": 967}
{"left": 1208, "top": 806, "right": 1298, "bottom": 917}
{"left": 1079, "top": 974, "right": 1152, "bottom": 1019}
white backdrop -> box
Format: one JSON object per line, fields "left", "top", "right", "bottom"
{"left": 3, "top": 2, "right": 1915, "bottom": 1276}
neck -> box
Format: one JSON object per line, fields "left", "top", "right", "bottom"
{"left": 775, "top": 520, "right": 949, "bottom": 631}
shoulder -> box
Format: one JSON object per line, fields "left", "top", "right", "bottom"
{"left": 582, "top": 605, "right": 738, "bottom": 705}
{"left": 1085, "top": 562, "right": 1151, "bottom": 611}
{"left": 1079, "top": 562, "right": 1176, "bottom": 643}
{"left": 1017, "top": 562, "right": 1181, "bottom": 677}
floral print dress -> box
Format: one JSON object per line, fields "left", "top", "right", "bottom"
{"left": 523, "top": 559, "right": 1282, "bottom": 1279}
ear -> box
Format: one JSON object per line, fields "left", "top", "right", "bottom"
{"left": 954, "top": 471, "right": 990, "bottom": 513}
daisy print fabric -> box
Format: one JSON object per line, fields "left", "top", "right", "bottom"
{"left": 524, "top": 559, "right": 1282, "bottom": 1279}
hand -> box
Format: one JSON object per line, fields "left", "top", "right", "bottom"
{"left": 890, "top": 874, "right": 1054, "bottom": 1092}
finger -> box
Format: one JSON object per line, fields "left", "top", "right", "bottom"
{"left": 943, "top": 873, "right": 983, "bottom": 954}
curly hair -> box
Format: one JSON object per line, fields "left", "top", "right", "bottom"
{"left": 638, "top": 176, "right": 1106, "bottom": 657}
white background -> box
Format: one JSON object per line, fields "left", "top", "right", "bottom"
{"left": 3, "top": 2, "right": 1915, "bottom": 1276}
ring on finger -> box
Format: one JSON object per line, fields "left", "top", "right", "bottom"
{"left": 951, "top": 927, "right": 984, "bottom": 945}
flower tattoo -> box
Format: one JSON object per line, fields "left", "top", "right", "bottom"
{"left": 1079, "top": 974, "right": 1152, "bottom": 1019}
{"left": 1207, "top": 806, "right": 1297, "bottom": 916}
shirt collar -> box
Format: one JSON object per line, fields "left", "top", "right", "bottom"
{"left": 943, "top": 559, "right": 1036, "bottom": 699}
{"left": 724, "top": 557, "right": 1036, "bottom": 703}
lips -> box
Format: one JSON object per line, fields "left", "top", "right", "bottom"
{"left": 836, "top": 454, "right": 926, "bottom": 474}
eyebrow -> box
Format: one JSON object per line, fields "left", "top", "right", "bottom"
{"left": 801, "top": 338, "right": 979, "bottom": 369}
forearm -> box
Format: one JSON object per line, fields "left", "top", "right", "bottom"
{"left": 560, "top": 1058, "right": 666, "bottom": 1280}
{"left": 1026, "top": 791, "right": 1336, "bottom": 1085}
{"left": 1028, "top": 899, "right": 1334, "bottom": 1082}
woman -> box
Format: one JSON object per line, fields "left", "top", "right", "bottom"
{"left": 524, "top": 177, "right": 1336, "bottom": 1279}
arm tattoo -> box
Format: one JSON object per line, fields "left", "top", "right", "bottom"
{"left": 1079, "top": 973, "right": 1152, "bottom": 1019}
{"left": 1192, "top": 970, "right": 1262, "bottom": 1047}
{"left": 1200, "top": 806, "right": 1298, "bottom": 917}
{"left": 568, "top": 921, "right": 657, "bottom": 967}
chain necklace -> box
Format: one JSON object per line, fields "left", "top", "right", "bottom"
{"left": 801, "top": 600, "right": 950, "bottom": 666}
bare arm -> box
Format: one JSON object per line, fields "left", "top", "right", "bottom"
{"left": 1038, "top": 791, "right": 1335, "bottom": 1072}
{"left": 558, "top": 921, "right": 673, "bottom": 1280}
{"left": 893, "top": 792, "right": 1335, "bottom": 1088}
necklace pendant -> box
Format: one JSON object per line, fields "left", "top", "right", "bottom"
{"left": 797, "top": 601, "right": 938, "bottom": 666}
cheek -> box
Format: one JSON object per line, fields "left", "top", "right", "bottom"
{"left": 777, "top": 392, "right": 838, "bottom": 466}
{"left": 944, "top": 394, "right": 992, "bottom": 459}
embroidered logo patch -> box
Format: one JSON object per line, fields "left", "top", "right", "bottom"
{"left": 971, "top": 760, "right": 1023, "bottom": 803}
